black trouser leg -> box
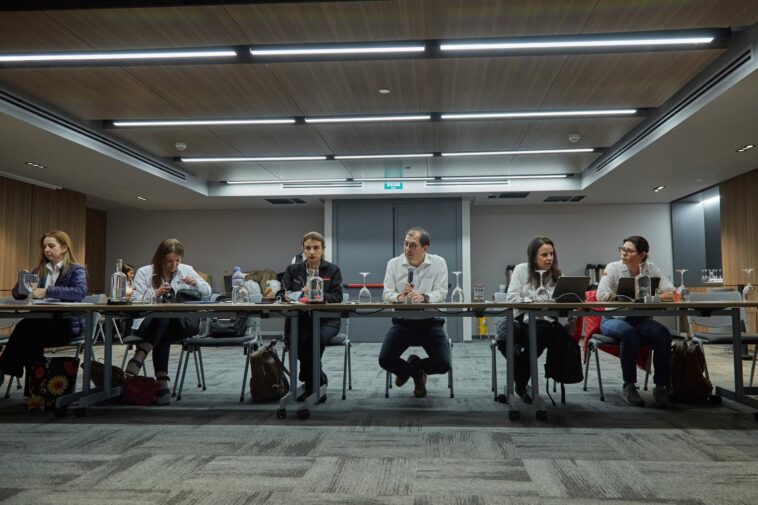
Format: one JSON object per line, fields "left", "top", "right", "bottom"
{"left": 0, "top": 319, "right": 72, "bottom": 377}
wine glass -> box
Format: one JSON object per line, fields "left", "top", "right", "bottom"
{"left": 358, "top": 272, "right": 372, "bottom": 304}
{"left": 743, "top": 268, "right": 755, "bottom": 301}
{"left": 450, "top": 271, "right": 464, "bottom": 303}
{"left": 534, "top": 270, "right": 548, "bottom": 300}
{"left": 23, "top": 273, "right": 39, "bottom": 303}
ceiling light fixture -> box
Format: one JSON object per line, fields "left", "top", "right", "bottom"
{"left": 136, "top": 196, "right": 148, "bottom": 201}
{"left": 226, "top": 178, "right": 347, "bottom": 185}
{"left": 0, "top": 49, "right": 237, "bottom": 63}
{"left": 282, "top": 181, "right": 364, "bottom": 189}
{"left": 183, "top": 156, "right": 327, "bottom": 162}
{"left": 335, "top": 153, "right": 434, "bottom": 160}
{"left": 702, "top": 195, "right": 720, "bottom": 206}
{"left": 426, "top": 180, "right": 511, "bottom": 187}
{"left": 441, "top": 109, "right": 636, "bottom": 120}
{"left": 250, "top": 44, "right": 425, "bottom": 56}
{"left": 25, "top": 161, "right": 47, "bottom": 169}
{"left": 736, "top": 144, "right": 755, "bottom": 152}
{"left": 653, "top": 185, "right": 665, "bottom": 192}
{"left": 226, "top": 174, "right": 566, "bottom": 185}
{"left": 114, "top": 118, "right": 295, "bottom": 127}
{"left": 441, "top": 148, "right": 594, "bottom": 157}
{"left": 442, "top": 174, "right": 568, "bottom": 181}
{"left": 440, "top": 35, "right": 715, "bottom": 52}
{"left": 305, "top": 114, "right": 431, "bottom": 124}
{"left": 378, "top": 88, "right": 391, "bottom": 94}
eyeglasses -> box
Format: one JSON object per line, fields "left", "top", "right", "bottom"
{"left": 618, "top": 247, "right": 638, "bottom": 255}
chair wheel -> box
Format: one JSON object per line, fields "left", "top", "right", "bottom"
{"left": 296, "top": 409, "right": 310, "bottom": 420}
{"left": 708, "top": 395, "right": 722, "bottom": 406}
{"left": 508, "top": 410, "right": 520, "bottom": 421}
{"left": 276, "top": 408, "right": 286, "bottom": 419}
{"left": 74, "top": 408, "right": 87, "bottom": 418}
{"left": 536, "top": 410, "right": 548, "bottom": 421}
{"left": 54, "top": 406, "right": 68, "bottom": 418}
{"left": 497, "top": 394, "right": 508, "bottom": 404}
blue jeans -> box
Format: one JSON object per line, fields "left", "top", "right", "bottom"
{"left": 378, "top": 318, "right": 450, "bottom": 378}
{"left": 600, "top": 316, "right": 672, "bottom": 386}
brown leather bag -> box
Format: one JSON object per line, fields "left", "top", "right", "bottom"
{"left": 670, "top": 340, "right": 713, "bottom": 403}
{"left": 249, "top": 339, "right": 289, "bottom": 402}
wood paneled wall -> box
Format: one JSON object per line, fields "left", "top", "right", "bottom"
{"left": 85, "top": 208, "right": 107, "bottom": 293}
{"left": 720, "top": 167, "right": 758, "bottom": 332}
{"left": 0, "top": 176, "right": 104, "bottom": 294}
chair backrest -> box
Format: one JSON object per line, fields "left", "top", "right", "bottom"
{"left": 685, "top": 290, "right": 745, "bottom": 333}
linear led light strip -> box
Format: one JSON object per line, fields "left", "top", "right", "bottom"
{"left": 442, "top": 148, "right": 594, "bottom": 156}
{"left": 440, "top": 36, "right": 714, "bottom": 51}
{"left": 0, "top": 49, "right": 237, "bottom": 63}
{"left": 250, "top": 45, "right": 425, "bottom": 56}
{"left": 113, "top": 110, "right": 636, "bottom": 127}
{"left": 184, "top": 156, "right": 326, "bottom": 162}
{"left": 226, "top": 174, "right": 567, "bottom": 185}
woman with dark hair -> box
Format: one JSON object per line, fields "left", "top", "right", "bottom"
{"left": 597, "top": 235, "right": 675, "bottom": 408}
{"left": 125, "top": 238, "right": 210, "bottom": 405}
{"left": 0, "top": 230, "right": 88, "bottom": 384}
{"left": 497, "top": 237, "right": 569, "bottom": 402}
{"left": 122, "top": 263, "right": 135, "bottom": 300}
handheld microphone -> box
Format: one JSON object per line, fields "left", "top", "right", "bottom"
{"left": 407, "top": 268, "right": 414, "bottom": 285}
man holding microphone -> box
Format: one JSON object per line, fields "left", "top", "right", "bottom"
{"left": 378, "top": 227, "right": 450, "bottom": 398}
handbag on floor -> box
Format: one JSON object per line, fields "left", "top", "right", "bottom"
{"left": 249, "top": 339, "right": 289, "bottom": 402}
{"left": 670, "top": 340, "right": 712, "bottom": 403}
{"left": 544, "top": 322, "right": 583, "bottom": 405}
{"left": 123, "top": 375, "right": 161, "bottom": 405}
{"left": 84, "top": 361, "right": 126, "bottom": 389}
{"left": 26, "top": 356, "right": 80, "bottom": 411}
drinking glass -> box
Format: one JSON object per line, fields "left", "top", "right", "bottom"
{"left": 142, "top": 289, "right": 156, "bottom": 304}
{"left": 358, "top": 272, "right": 372, "bottom": 304}
{"left": 23, "top": 273, "right": 39, "bottom": 303}
{"left": 743, "top": 268, "right": 755, "bottom": 301}
{"left": 450, "top": 271, "right": 464, "bottom": 303}
{"left": 701, "top": 269, "right": 707, "bottom": 283}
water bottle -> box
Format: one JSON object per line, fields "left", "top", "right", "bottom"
{"left": 110, "top": 258, "right": 127, "bottom": 301}
{"left": 231, "top": 266, "right": 245, "bottom": 303}
{"left": 635, "top": 262, "right": 651, "bottom": 300}
{"left": 308, "top": 274, "right": 324, "bottom": 302}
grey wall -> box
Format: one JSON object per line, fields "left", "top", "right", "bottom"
{"left": 703, "top": 200, "right": 722, "bottom": 269}
{"left": 106, "top": 208, "right": 323, "bottom": 293}
{"left": 471, "top": 204, "right": 675, "bottom": 297}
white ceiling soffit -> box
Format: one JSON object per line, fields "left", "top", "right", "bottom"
{"left": 581, "top": 24, "right": 758, "bottom": 197}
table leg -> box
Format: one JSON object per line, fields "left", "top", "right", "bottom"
{"left": 528, "top": 315, "right": 547, "bottom": 420}
{"left": 504, "top": 309, "right": 519, "bottom": 420}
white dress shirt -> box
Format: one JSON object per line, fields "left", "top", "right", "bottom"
{"left": 382, "top": 253, "right": 449, "bottom": 303}
{"left": 45, "top": 260, "right": 64, "bottom": 290}
{"left": 132, "top": 263, "right": 211, "bottom": 329}
{"left": 506, "top": 262, "right": 556, "bottom": 320}
{"left": 596, "top": 260, "right": 674, "bottom": 301}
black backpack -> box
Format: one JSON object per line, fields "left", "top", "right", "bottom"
{"left": 670, "top": 340, "right": 712, "bottom": 403}
{"left": 544, "top": 322, "right": 584, "bottom": 404}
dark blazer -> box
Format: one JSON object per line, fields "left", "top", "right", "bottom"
{"left": 13, "top": 264, "right": 88, "bottom": 336}
{"left": 278, "top": 259, "right": 343, "bottom": 328}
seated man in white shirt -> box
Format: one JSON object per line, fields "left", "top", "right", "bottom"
{"left": 378, "top": 227, "right": 450, "bottom": 398}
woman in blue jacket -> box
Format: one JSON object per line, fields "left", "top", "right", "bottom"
{"left": 0, "top": 230, "right": 88, "bottom": 383}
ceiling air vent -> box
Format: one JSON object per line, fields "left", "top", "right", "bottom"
{"left": 544, "top": 195, "right": 585, "bottom": 202}
{"left": 487, "top": 192, "right": 530, "bottom": 199}
{"left": 265, "top": 198, "right": 307, "bottom": 205}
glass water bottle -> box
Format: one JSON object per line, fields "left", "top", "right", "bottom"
{"left": 308, "top": 274, "right": 324, "bottom": 302}
{"left": 635, "top": 261, "right": 651, "bottom": 300}
{"left": 110, "top": 258, "right": 127, "bottom": 301}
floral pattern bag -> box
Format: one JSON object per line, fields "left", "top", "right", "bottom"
{"left": 26, "top": 357, "right": 80, "bottom": 411}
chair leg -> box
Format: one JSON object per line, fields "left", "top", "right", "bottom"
{"left": 583, "top": 346, "right": 591, "bottom": 391}
{"left": 177, "top": 347, "right": 192, "bottom": 401}
{"left": 385, "top": 370, "right": 390, "bottom": 398}
{"left": 347, "top": 342, "right": 352, "bottom": 390}
{"left": 643, "top": 347, "right": 652, "bottom": 391}
{"left": 193, "top": 348, "right": 202, "bottom": 388}
{"left": 448, "top": 340, "right": 454, "bottom": 398}
{"left": 120, "top": 344, "right": 130, "bottom": 370}
{"left": 240, "top": 346, "right": 250, "bottom": 403}
{"left": 749, "top": 345, "right": 757, "bottom": 387}
{"left": 491, "top": 341, "right": 497, "bottom": 399}
{"left": 594, "top": 345, "right": 605, "bottom": 402}
{"left": 342, "top": 341, "right": 348, "bottom": 400}
{"left": 197, "top": 348, "right": 207, "bottom": 391}
{"left": 4, "top": 377, "right": 12, "bottom": 399}
{"left": 173, "top": 345, "right": 185, "bottom": 397}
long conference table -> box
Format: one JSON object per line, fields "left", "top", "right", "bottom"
{"left": 0, "top": 300, "right": 756, "bottom": 420}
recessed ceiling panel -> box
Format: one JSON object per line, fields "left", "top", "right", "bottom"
{"left": 429, "top": 155, "right": 515, "bottom": 176}
{"left": 0, "top": 12, "right": 93, "bottom": 51}
{"left": 212, "top": 125, "right": 331, "bottom": 156}
{"left": 423, "top": 121, "right": 532, "bottom": 152}
{"left": 507, "top": 153, "right": 599, "bottom": 174}
{"left": 256, "top": 161, "right": 351, "bottom": 181}
{"left": 518, "top": 117, "right": 643, "bottom": 150}
{"left": 339, "top": 158, "right": 430, "bottom": 179}
{"left": 316, "top": 123, "right": 426, "bottom": 154}
{"left": 110, "top": 127, "right": 240, "bottom": 158}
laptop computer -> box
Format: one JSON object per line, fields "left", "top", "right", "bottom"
{"left": 551, "top": 276, "right": 590, "bottom": 302}
{"left": 616, "top": 276, "right": 660, "bottom": 301}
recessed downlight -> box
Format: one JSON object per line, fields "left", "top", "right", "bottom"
{"left": 136, "top": 196, "right": 148, "bottom": 201}
{"left": 736, "top": 144, "right": 755, "bottom": 152}
{"left": 378, "top": 88, "right": 391, "bottom": 94}
{"left": 25, "top": 161, "right": 46, "bottom": 169}
{"left": 653, "top": 186, "right": 665, "bottom": 192}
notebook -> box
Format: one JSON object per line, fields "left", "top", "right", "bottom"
{"left": 551, "top": 276, "right": 590, "bottom": 302}
{"left": 616, "top": 276, "right": 660, "bottom": 301}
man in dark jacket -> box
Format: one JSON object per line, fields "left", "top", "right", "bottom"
{"left": 278, "top": 231, "right": 343, "bottom": 401}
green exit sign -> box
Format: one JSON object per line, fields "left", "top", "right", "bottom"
{"left": 384, "top": 181, "right": 404, "bottom": 190}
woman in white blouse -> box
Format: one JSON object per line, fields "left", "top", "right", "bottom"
{"left": 596, "top": 235, "right": 674, "bottom": 408}
{"left": 497, "top": 237, "right": 571, "bottom": 402}
{"left": 125, "top": 238, "right": 210, "bottom": 405}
